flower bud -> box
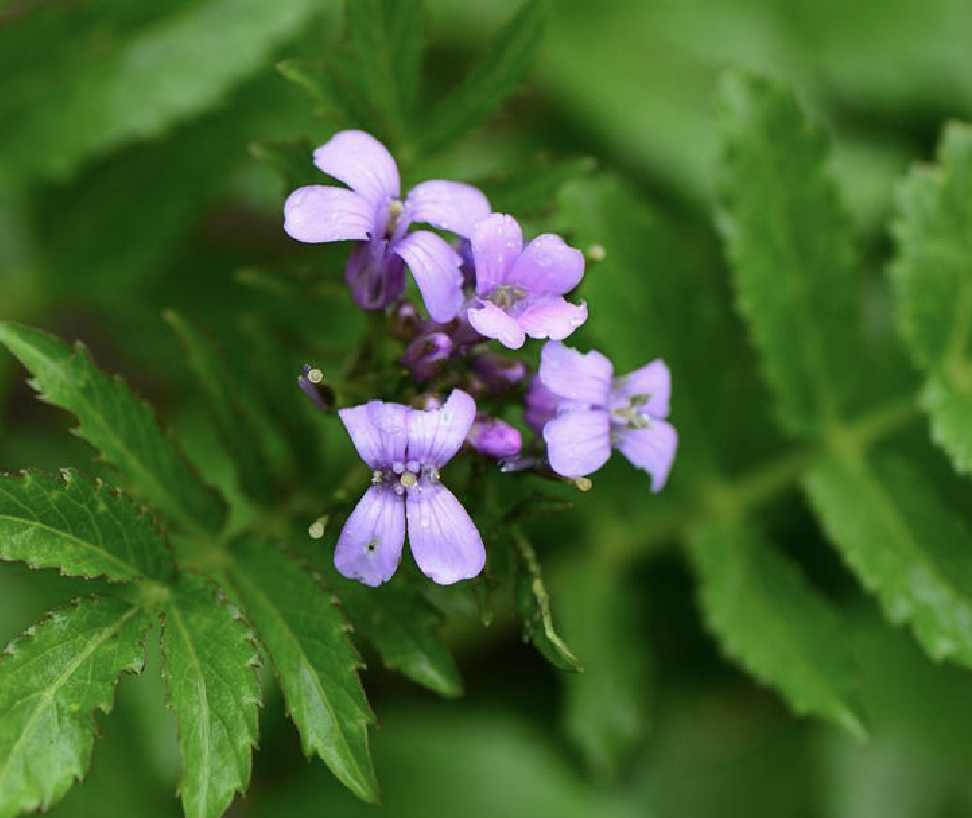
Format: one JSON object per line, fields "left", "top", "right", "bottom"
{"left": 467, "top": 415, "right": 522, "bottom": 459}
{"left": 388, "top": 300, "right": 423, "bottom": 341}
{"left": 471, "top": 353, "right": 527, "bottom": 392}
{"left": 401, "top": 332, "right": 453, "bottom": 382}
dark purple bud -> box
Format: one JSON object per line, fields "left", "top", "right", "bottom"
{"left": 388, "top": 300, "right": 423, "bottom": 341}
{"left": 524, "top": 375, "right": 560, "bottom": 435}
{"left": 298, "top": 364, "right": 335, "bottom": 412}
{"left": 401, "top": 332, "right": 453, "bottom": 382}
{"left": 471, "top": 353, "right": 528, "bottom": 392}
{"left": 345, "top": 241, "right": 406, "bottom": 311}
{"left": 468, "top": 415, "right": 522, "bottom": 459}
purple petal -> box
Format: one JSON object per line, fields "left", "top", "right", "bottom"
{"left": 507, "top": 233, "right": 585, "bottom": 295}
{"left": 517, "top": 296, "right": 588, "bottom": 342}
{"left": 615, "top": 420, "right": 678, "bottom": 493}
{"left": 313, "top": 130, "right": 400, "bottom": 206}
{"left": 538, "top": 341, "right": 613, "bottom": 406}
{"left": 339, "top": 400, "right": 410, "bottom": 468}
{"left": 335, "top": 486, "right": 406, "bottom": 586}
{"left": 283, "top": 186, "right": 373, "bottom": 243}
{"left": 406, "top": 389, "right": 476, "bottom": 468}
{"left": 613, "top": 359, "right": 672, "bottom": 419}
{"left": 524, "top": 375, "right": 560, "bottom": 435}
{"left": 467, "top": 416, "right": 523, "bottom": 458}
{"left": 467, "top": 301, "right": 526, "bottom": 349}
{"left": 404, "top": 180, "right": 491, "bottom": 238}
{"left": 543, "top": 408, "right": 612, "bottom": 477}
{"left": 470, "top": 213, "right": 523, "bottom": 296}
{"left": 406, "top": 484, "right": 486, "bottom": 584}
{"left": 394, "top": 231, "right": 464, "bottom": 323}
{"left": 345, "top": 240, "right": 406, "bottom": 310}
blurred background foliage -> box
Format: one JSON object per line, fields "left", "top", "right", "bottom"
{"left": 2, "top": 0, "right": 972, "bottom": 816}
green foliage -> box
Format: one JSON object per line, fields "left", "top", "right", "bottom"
{"left": 0, "top": 322, "right": 227, "bottom": 536}
{"left": 558, "top": 557, "right": 650, "bottom": 781}
{"left": 0, "top": 595, "right": 151, "bottom": 818}
{"left": 689, "top": 521, "right": 866, "bottom": 738}
{"left": 514, "top": 532, "right": 581, "bottom": 672}
{"left": 225, "top": 539, "right": 378, "bottom": 803}
{"left": 717, "top": 71, "right": 860, "bottom": 436}
{"left": 0, "top": 469, "right": 173, "bottom": 582}
{"left": 891, "top": 123, "right": 972, "bottom": 474}
{"left": 418, "top": 0, "right": 548, "bottom": 154}
{"left": 161, "top": 575, "right": 261, "bottom": 818}
{"left": 805, "top": 453, "right": 972, "bottom": 668}
{"left": 0, "top": 0, "right": 324, "bottom": 184}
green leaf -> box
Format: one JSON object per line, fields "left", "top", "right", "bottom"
{"left": 250, "top": 137, "right": 322, "bottom": 194}
{"left": 161, "top": 575, "right": 261, "bottom": 818}
{"left": 688, "top": 521, "right": 866, "bottom": 738}
{"left": 558, "top": 557, "right": 650, "bottom": 781}
{"left": 418, "top": 0, "right": 547, "bottom": 155}
{"left": 717, "top": 71, "right": 860, "bottom": 436}
{"left": 0, "top": 322, "right": 227, "bottom": 536}
{"left": 0, "top": 469, "right": 173, "bottom": 582}
{"left": 225, "top": 539, "right": 378, "bottom": 804}
{"left": 514, "top": 531, "right": 581, "bottom": 672}
{"left": 335, "top": 577, "right": 464, "bottom": 699}
{"left": 0, "top": 0, "right": 325, "bottom": 184}
{"left": 0, "top": 595, "right": 152, "bottom": 818}
{"left": 481, "top": 155, "right": 596, "bottom": 218}
{"left": 891, "top": 122, "right": 972, "bottom": 475}
{"left": 805, "top": 452, "right": 972, "bottom": 669}
{"left": 164, "top": 311, "right": 276, "bottom": 505}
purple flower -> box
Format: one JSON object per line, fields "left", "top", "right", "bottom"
{"left": 523, "top": 374, "right": 560, "bottom": 435}
{"left": 467, "top": 415, "right": 522, "bottom": 459}
{"left": 284, "top": 130, "right": 491, "bottom": 321}
{"left": 538, "top": 342, "right": 678, "bottom": 492}
{"left": 336, "top": 390, "right": 486, "bottom": 586}
{"left": 466, "top": 214, "right": 588, "bottom": 350}
{"left": 401, "top": 331, "right": 452, "bottom": 382}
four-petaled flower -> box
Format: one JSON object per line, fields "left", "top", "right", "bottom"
{"left": 539, "top": 341, "right": 678, "bottom": 491}
{"left": 466, "top": 214, "right": 588, "bottom": 349}
{"left": 336, "top": 390, "right": 486, "bottom": 586}
{"left": 284, "top": 130, "right": 491, "bottom": 321}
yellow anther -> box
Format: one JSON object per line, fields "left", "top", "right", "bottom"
{"left": 399, "top": 471, "right": 418, "bottom": 489}
{"left": 307, "top": 368, "right": 324, "bottom": 384}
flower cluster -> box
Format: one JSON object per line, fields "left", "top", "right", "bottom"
{"left": 286, "top": 131, "right": 678, "bottom": 587}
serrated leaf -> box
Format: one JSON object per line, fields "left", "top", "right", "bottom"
{"left": 164, "top": 311, "right": 276, "bottom": 505}
{"left": 717, "top": 71, "right": 860, "bottom": 436}
{"left": 418, "top": 0, "right": 547, "bottom": 155}
{"left": 0, "top": 0, "right": 324, "bottom": 184}
{"left": 225, "top": 539, "right": 378, "bottom": 804}
{"left": 482, "top": 156, "right": 596, "bottom": 218}
{"left": 0, "top": 595, "right": 152, "bottom": 818}
{"left": 688, "top": 521, "right": 866, "bottom": 738}
{"left": 0, "top": 469, "right": 173, "bottom": 582}
{"left": 161, "top": 575, "right": 261, "bottom": 818}
{"left": 250, "top": 138, "right": 322, "bottom": 194}
{"left": 558, "top": 558, "right": 649, "bottom": 781}
{"left": 514, "top": 532, "right": 581, "bottom": 672}
{"left": 0, "top": 322, "right": 227, "bottom": 536}
{"left": 891, "top": 122, "right": 972, "bottom": 475}
{"left": 805, "top": 452, "right": 972, "bottom": 669}
{"left": 335, "top": 577, "right": 464, "bottom": 699}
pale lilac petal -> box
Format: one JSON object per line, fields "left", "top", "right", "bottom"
{"left": 394, "top": 231, "right": 464, "bottom": 323}
{"left": 339, "top": 401, "right": 409, "bottom": 468}
{"left": 345, "top": 241, "right": 406, "bottom": 310}
{"left": 467, "top": 301, "right": 526, "bottom": 349}
{"left": 404, "top": 180, "right": 491, "bottom": 238}
{"left": 406, "top": 484, "right": 486, "bottom": 584}
{"left": 613, "top": 359, "right": 672, "bottom": 419}
{"left": 470, "top": 213, "right": 523, "bottom": 295}
{"left": 313, "top": 130, "right": 400, "bottom": 206}
{"left": 507, "top": 233, "right": 585, "bottom": 295}
{"left": 524, "top": 376, "right": 560, "bottom": 435}
{"left": 538, "top": 341, "right": 613, "bottom": 406}
{"left": 283, "top": 186, "right": 373, "bottom": 243}
{"left": 406, "top": 389, "right": 476, "bottom": 468}
{"left": 335, "top": 486, "right": 405, "bottom": 586}
{"left": 616, "top": 420, "right": 678, "bottom": 493}
{"left": 543, "top": 409, "right": 612, "bottom": 477}
{"left": 517, "top": 296, "right": 588, "bottom": 342}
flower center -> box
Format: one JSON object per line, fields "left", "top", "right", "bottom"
{"left": 489, "top": 285, "right": 527, "bottom": 310}
{"left": 374, "top": 462, "right": 441, "bottom": 495}
{"left": 611, "top": 394, "right": 653, "bottom": 430}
